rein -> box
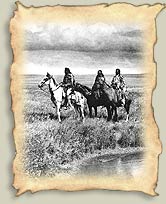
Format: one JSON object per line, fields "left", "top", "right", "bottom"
{"left": 51, "top": 82, "right": 63, "bottom": 92}
{"left": 104, "top": 82, "right": 111, "bottom": 88}
{"left": 38, "top": 86, "right": 50, "bottom": 95}
{"left": 39, "top": 81, "right": 63, "bottom": 95}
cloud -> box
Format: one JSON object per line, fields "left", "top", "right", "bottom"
{"left": 24, "top": 23, "right": 143, "bottom": 52}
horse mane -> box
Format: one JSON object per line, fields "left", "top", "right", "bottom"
{"left": 76, "top": 82, "right": 92, "bottom": 92}
{"left": 83, "top": 84, "right": 92, "bottom": 92}
{"left": 74, "top": 83, "right": 92, "bottom": 98}
{"left": 51, "top": 76, "right": 58, "bottom": 86}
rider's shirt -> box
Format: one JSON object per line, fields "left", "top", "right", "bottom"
{"left": 63, "top": 73, "right": 75, "bottom": 88}
{"left": 111, "top": 75, "right": 126, "bottom": 90}
{"left": 96, "top": 76, "right": 105, "bottom": 85}
{"left": 93, "top": 75, "right": 106, "bottom": 90}
{"left": 92, "top": 75, "right": 106, "bottom": 99}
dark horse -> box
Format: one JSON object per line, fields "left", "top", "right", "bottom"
{"left": 74, "top": 82, "right": 131, "bottom": 122}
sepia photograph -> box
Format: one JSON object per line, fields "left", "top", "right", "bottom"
{"left": 10, "top": 3, "right": 163, "bottom": 195}
{"left": 23, "top": 22, "right": 145, "bottom": 177}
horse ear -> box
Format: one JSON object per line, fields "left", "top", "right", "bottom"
{"left": 46, "top": 72, "right": 50, "bottom": 77}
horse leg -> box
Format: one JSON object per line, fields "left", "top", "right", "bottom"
{"left": 74, "top": 105, "right": 79, "bottom": 120}
{"left": 126, "top": 114, "right": 129, "bottom": 122}
{"left": 124, "top": 99, "right": 131, "bottom": 122}
{"left": 72, "top": 104, "right": 77, "bottom": 119}
{"left": 113, "top": 106, "right": 118, "bottom": 122}
{"left": 80, "top": 105, "right": 85, "bottom": 122}
{"left": 110, "top": 106, "right": 113, "bottom": 120}
{"left": 89, "top": 106, "right": 93, "bottom": 118}
{"left": 106, "top": 106, "right": 111, "bottom": 121}
{"left": 94, "top": 106, "right": 97, "bottom": 117}
{"left": 56, "top": 102, "right": 61, "bottom": 123}
{"left": 68, "top": 97, "right": 73, "bottom": 109}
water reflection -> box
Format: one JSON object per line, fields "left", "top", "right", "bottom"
{"left": 78, "top": 152, "right": 144, "bottom": 177}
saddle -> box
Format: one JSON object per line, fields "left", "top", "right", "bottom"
{"left": 62, "top": 87, "right": 81, "bottom": 108}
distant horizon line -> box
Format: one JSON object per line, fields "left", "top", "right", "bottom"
{"left": 22, "top": 72, "right": 149, "bottom": 76}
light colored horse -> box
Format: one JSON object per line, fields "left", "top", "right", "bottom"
{"left": 38, "top": 72, "right": 85, "bottom": 122}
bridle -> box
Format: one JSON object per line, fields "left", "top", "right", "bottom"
{"left": 51, "top": 83, "right": 63, "bottom": 92}
{"left": 38, "top": 76, "right": 51, "bottom": 95}
{"left": 38, "top": 84, "right": 50, "bottom": 95}
{"left": 38, "top": 76, "right": 63, "bottom": 94}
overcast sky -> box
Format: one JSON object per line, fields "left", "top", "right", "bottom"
{"left": 24, "top": 23, "right": 143, "bottom": 75}
{"left": 25, "top": 23, "right": 142, "bottom": 52}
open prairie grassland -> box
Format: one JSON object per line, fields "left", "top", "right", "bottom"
{"left": 23, "top": 74, "right": 147, "bottom": 177}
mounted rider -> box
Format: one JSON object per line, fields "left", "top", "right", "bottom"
{"left": 111, "top": 68, "right": 127, "bottom": 104}
{"left": 92, "top": 70, "right": 106, "bottom": 99}
{"left": 62, "top": 67, "right": 75, "bottom": 108}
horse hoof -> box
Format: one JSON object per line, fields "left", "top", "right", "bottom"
{"left": 125, "top": 115, "right": 129, "bottom": 122}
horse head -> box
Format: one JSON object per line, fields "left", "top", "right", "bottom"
{"left": 75, "top": 83, "right": 92, "bottom": 97}
{"left": 38, "top": 73, "right": 58, "bottom": 89}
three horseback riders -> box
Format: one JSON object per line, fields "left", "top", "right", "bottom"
{"left": 62, "top": 67, "right": 127, "bottom": 108}
{"left": 39, "top": 67, "right": 129, "bottom": 121}
{"left": 60, "top": 67, "right": 127, "bottom": 108}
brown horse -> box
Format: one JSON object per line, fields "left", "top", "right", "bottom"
{"left": 74, "top": 83, "right": 131, "bottom": 122}
{"left": 74, "top": 83, "right": 115, "bottom": 121}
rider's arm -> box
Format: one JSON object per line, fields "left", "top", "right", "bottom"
{"left": 62, "top": 77, "right": 65, "bottom": 83}
{"left": 62, "top": 76, "right": 69, "bottom": 87}
{"left": 120, "top": 76, "right": 126, "bottom": 88}
{"left": 94, "top": 76, "right": 98, "bottom": 82}
{"left": 111, "top": 76, "right": 117, "bottom": 89}
{"left": 71, "top": 75, "right": 75, "bottom": 85}
{"left": 111, "top": 76, "right": 115, "bottom": 85}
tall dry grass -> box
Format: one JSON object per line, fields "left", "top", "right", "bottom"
{"left": 23, "top": 76, "right": 145, "bottom": 176}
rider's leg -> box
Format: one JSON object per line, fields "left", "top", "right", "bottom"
{"left": 116, "top": 89, "right": 120, "bottom": 102}
{"left": 121, "top": 89, "right": 126, "bottom": 105}
{"left": 66, "top": 88, "right": 73, "bottom": 108}
{"left": 63, "top": 89, "right": 68, "bottom": 109}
